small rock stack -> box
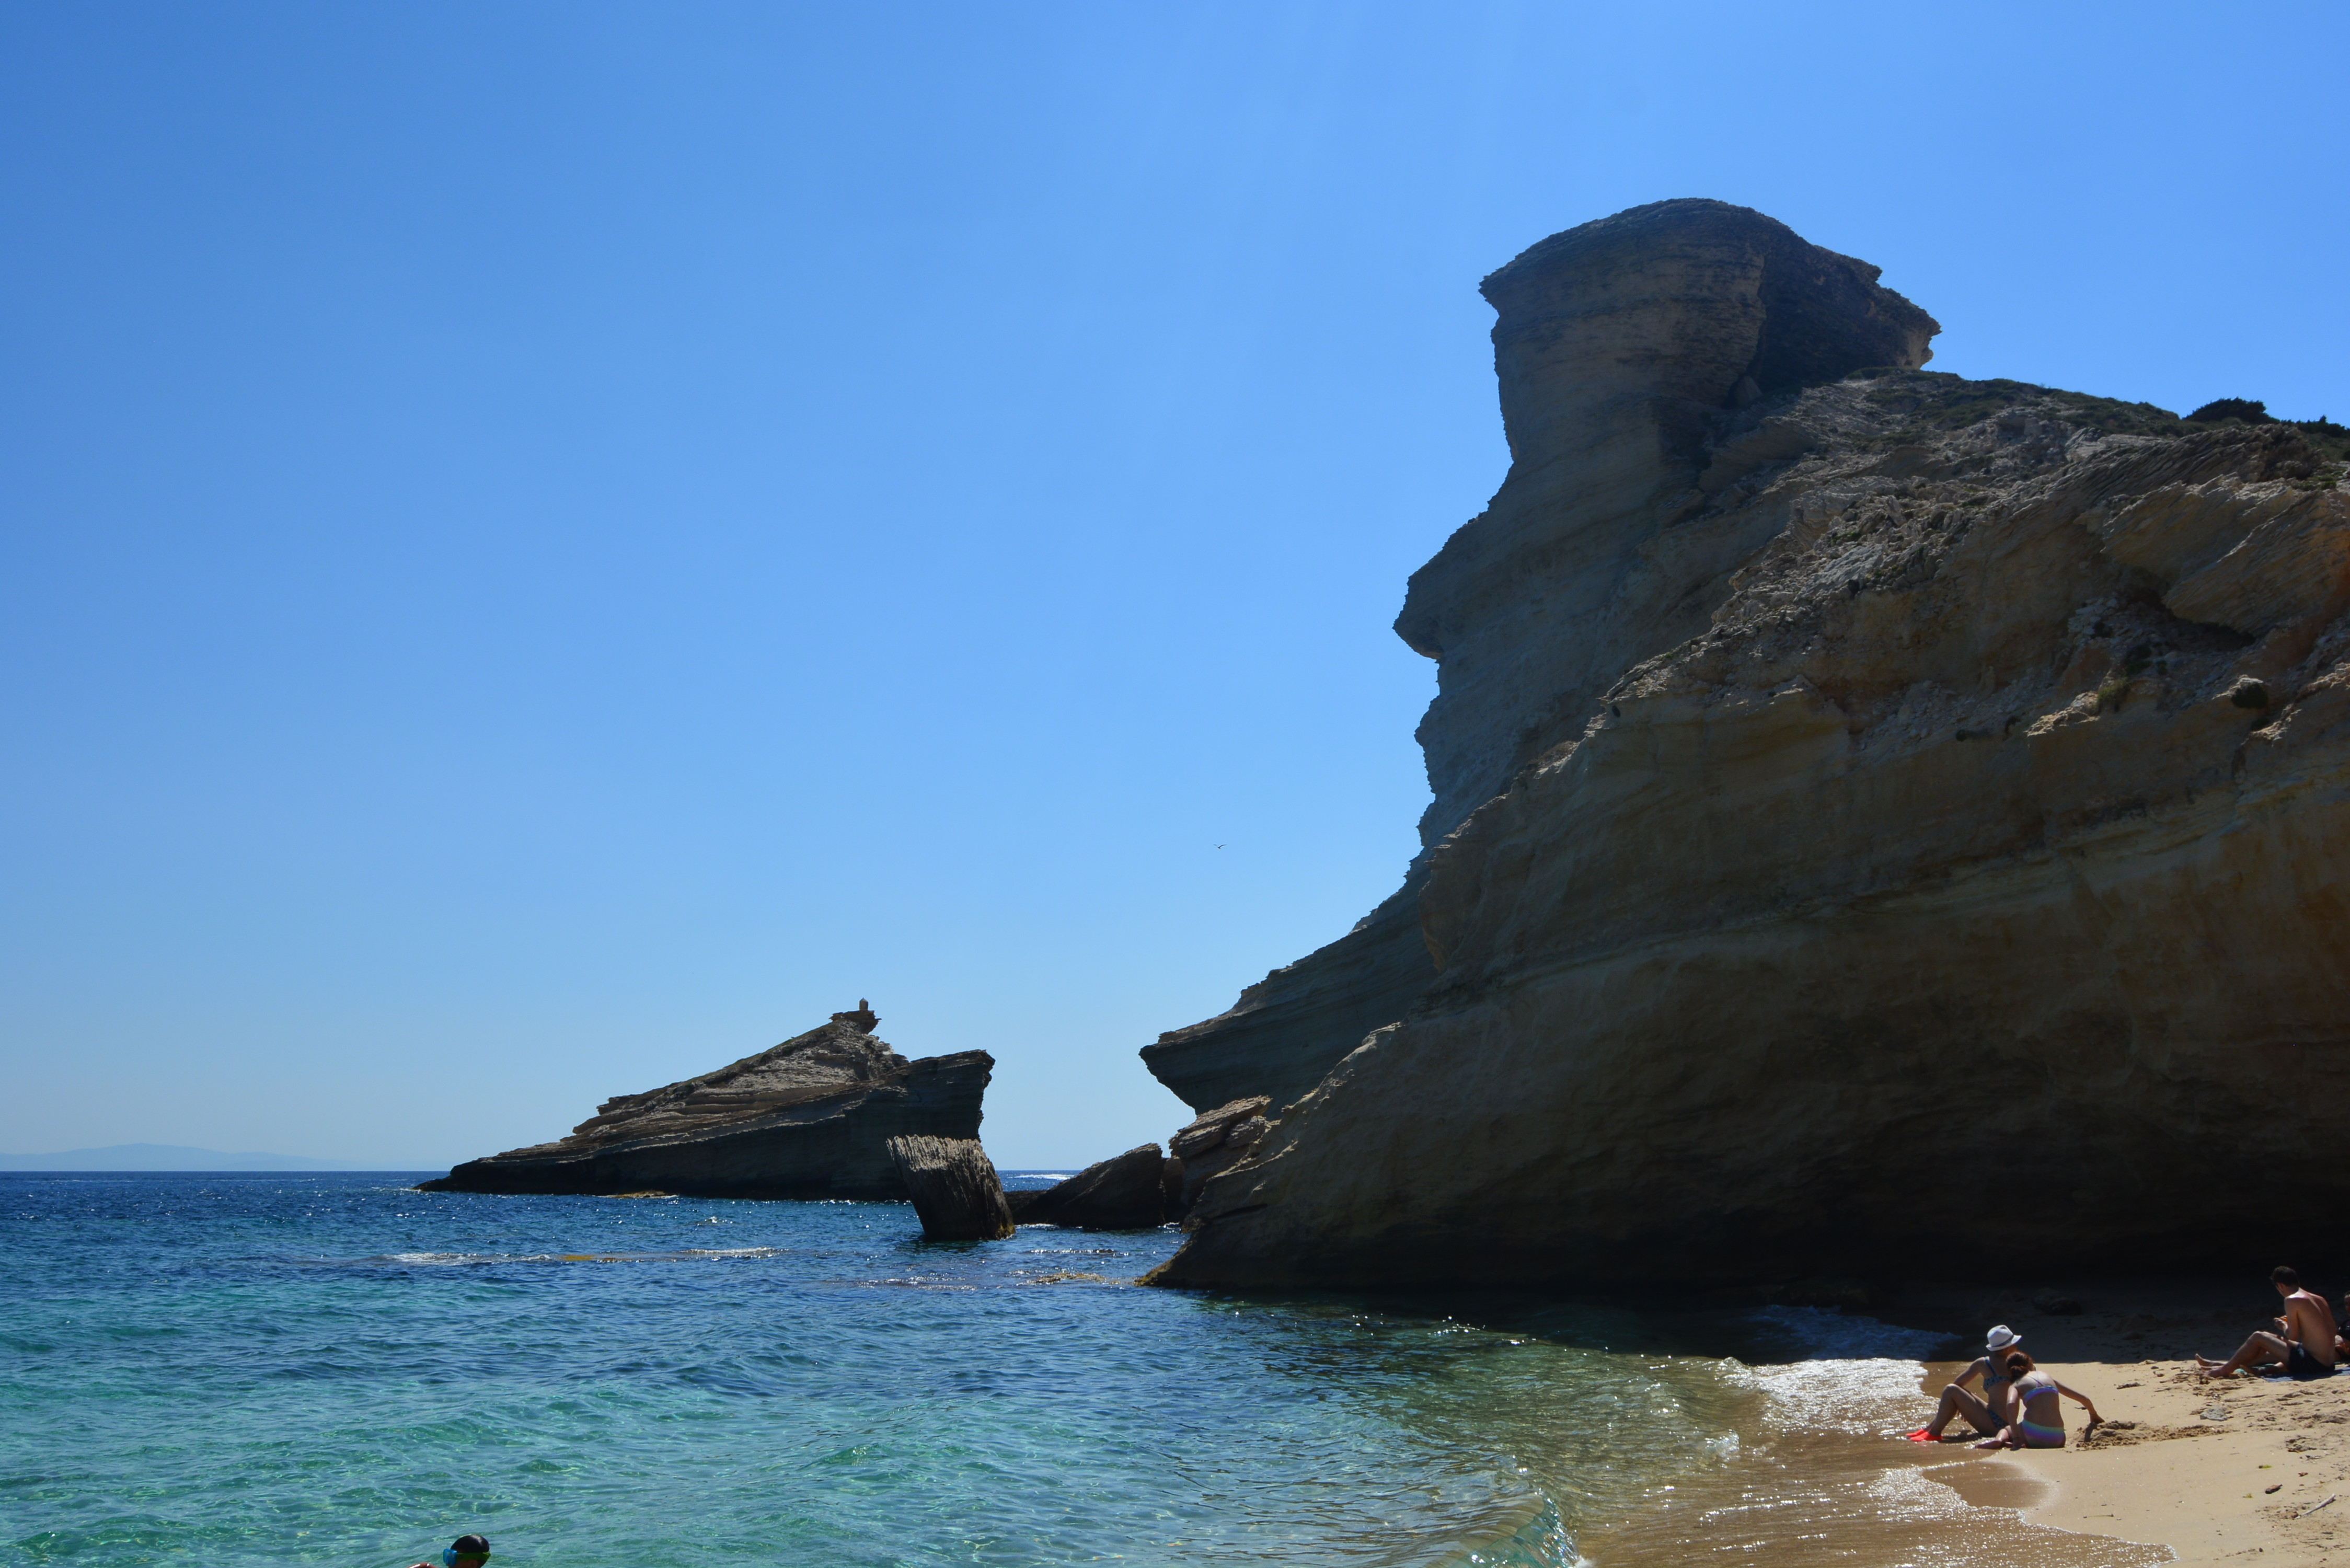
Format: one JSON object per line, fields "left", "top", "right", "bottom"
{"left": 886, "top": 1135, "right": 1016, "bottom": 1241}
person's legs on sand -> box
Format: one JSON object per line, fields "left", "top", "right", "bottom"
{"left": 2198, "top": 1331, "right": 2291, "bottom": 1379}
{"left": 1945, "top": 1384, "right": 1999, "bottom": 1437}
{"left": 1910, "top": 1382, "right": 1997, "bottom": 1440}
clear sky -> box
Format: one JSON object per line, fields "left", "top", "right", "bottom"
{"left": 4, "top": 2, "right": 2343, "bottom": 1169}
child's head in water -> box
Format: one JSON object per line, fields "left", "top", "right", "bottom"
{"left": 443, "top": 1538, "right": 489, "bottom": 1568}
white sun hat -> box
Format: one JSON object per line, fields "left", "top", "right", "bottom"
{"left": 1985, "top": 1324, "right": 2022, "bottom": 1351}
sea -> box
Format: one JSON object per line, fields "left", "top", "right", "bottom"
{"left": 1, "top": 1173, "right": 2171, "bottom": 1568}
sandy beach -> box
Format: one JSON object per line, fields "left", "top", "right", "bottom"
{"left": 1565, "top": 1278, "right": 2350, "bottom": 1567}
{"left": 1896, "top": 1279, "right": 2350, "bottom": 1565}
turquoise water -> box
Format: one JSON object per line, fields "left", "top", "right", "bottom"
{"left": 2, "top": 1173, "right": 2066, "bottom": 1568}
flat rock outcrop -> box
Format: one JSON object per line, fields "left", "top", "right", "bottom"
{"left": 1146, "top": 198, "right": 2350, "bottom": 1290}
{"left": 419, "top": 1006, "right": 991, "bottom": 1200}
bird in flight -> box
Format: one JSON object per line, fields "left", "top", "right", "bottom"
{"left": 1215, "top": 844, "right": 1226, "bottom": 849}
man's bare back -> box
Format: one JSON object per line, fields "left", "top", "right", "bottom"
{"left": 2197, "top": 1267, "right": 2338, "bottom": 1380}
{"left": 2284, "top": 1288, "right": 2336, "bottom": 1366}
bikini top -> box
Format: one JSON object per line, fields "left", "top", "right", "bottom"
{"left": 2012, "top": 1370, "right": 2057, "bottom": 1403}
{"left": 1982, "top": 1356, "right": 2016, "bottom": 1391}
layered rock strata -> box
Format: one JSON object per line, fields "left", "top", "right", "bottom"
{"left": 1146, "top": 197, "right": 2350, "bottom": 1289}
{"left": 1167, "top": 1098, "right": 1273, "bottom": 1213}
{"left": 1142, "top": 890, "right": 1433, "bottom": 1115}
{"left": 420, "top": 1006, "right": 991, "bottom": 1200}
{"left": 888, "top": 1135, "right": 1016, "bottom": 1240}
{"left": 1141, "top": 198, "right": 1941, "bottom": 1117}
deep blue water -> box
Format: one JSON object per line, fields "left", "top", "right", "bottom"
{"left": 2, "top": 1173, "right": 1936, "bottom": 1568}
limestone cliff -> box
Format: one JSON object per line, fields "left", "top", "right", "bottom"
{"left": 420, "top": 1006, "right": 991, "bottom": 1200}
{"left": 1146, "top": 198, "right": 2350, "bottom": 1289}
{"left": 1144, "top": 199, "right": 1941, "bottom": 1117}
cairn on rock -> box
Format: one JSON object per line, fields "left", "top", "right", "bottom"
{"left": 886, "top": 1135, "right": 1016, "bottom": 1241}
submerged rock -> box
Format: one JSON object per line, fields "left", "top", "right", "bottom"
{"left": 1007, "top": 1143, "right": 1172, "bottom": 1229}
{"left": 418, "top": 1005, "right": 990, "bottom": 1200}
{"left": 1144, "top": 198, "right": 2350, "bottom": 1290}
{"left": 887, "top": 1135, "right": 1016, "bottom": 1241}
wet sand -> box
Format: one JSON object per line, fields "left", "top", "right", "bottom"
{"left": 1895, "top": 1277, "right": 2350, "bottom": 1566}
{"left": 1578, "top": 1277, "right": 2350, "bottom": 1566}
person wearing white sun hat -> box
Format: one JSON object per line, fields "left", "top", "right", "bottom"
{"left": 1905, "top": 1325, "right": 2025, "bottom": 1442}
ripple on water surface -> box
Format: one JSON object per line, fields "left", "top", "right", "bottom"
{"left": 1, "top": 1175, "right": 2157, "bottom": 1568}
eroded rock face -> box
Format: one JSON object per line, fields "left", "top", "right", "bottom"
{"left": 1147, "top": 199, "right": 2350, "bottom": 1290}
{"left": 419, "top": 1008, "right": 990, "bottom": 1200}
{"left": 1141, "top": 887, "right": 1433, "bottom": 1115}
{"left": 888, "top": 1135, "right": 1016, "bottom": 1241}
{"left": 1401, "top": 198, "right": 1939, "bottom": 847}
{"left": 1141, "top": 200, "right": 1939, "bottom": 1117}
{"left": 1168, "top": 1098, "right": 1275, "bottom": 1212}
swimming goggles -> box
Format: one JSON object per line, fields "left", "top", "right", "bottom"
{"left": 444, "top": 1551, "right": 490, "bottom": 1566}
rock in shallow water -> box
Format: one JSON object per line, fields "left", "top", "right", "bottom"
{"left": 418, "top": 1007, "right": 990, "bottom": 1200}
{"left": 1141, "top": 198, "right": 2350, "bottom": 1291}
{"left": 887, "top": 1135, "right": 1016, "bottom": 1241}
{"left": 1006, "top": 1143, "right": 1172, "bottom": 1230}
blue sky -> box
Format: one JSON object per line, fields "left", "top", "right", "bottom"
{"left": 4, "top": 2, "right": 2343, "bottom": 1168}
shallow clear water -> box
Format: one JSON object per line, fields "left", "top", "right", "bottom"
{"left": 0, "top": 1174, "right": 2163, "bottom": 1568}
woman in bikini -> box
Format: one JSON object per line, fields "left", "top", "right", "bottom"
{"left": 1976, "top": 1351, "right": 2100, "bottom": 1449}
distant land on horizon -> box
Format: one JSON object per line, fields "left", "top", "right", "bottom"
{"left": 0, "top": 1144, "right": 413, "bottom": 1172}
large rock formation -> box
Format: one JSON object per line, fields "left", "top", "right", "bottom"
{"left": 1140, "top": 198, "right": 1941, "bottom": 1117}
{"left": 419, "top": 1006, "right": 992, "bottom": 1200}
{"left": 1146, "top": 198, "right": 2350, "bottom": 1290}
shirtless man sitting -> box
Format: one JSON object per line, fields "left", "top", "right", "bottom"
{"left": 2197, "top": 1266, "right": 2337, "bottom": 1380}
